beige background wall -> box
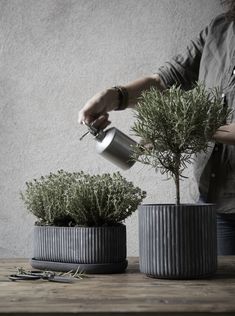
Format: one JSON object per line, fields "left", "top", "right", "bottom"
{"left": 0, "top": 0, "right": 223, "bottom": 257}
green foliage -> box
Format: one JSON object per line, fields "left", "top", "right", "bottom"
{"left": 20, "top": 170, "right": 146, "bottom": 227}
{"left": 131, "top": 83, "right": 231, "bottom": 204}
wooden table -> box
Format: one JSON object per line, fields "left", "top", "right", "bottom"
{"left": 0, "top": 257, "right": 235, "bottom": 316}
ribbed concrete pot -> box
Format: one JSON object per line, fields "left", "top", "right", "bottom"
{"left": 139, "top": 204, "right": 217, "bottom": 279}
{"left": 31, "top": 225, "right": 127, "bottom": 274}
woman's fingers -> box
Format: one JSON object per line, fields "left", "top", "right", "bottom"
{"left": 92, "top": 114, "right": 110, "bottom": 130}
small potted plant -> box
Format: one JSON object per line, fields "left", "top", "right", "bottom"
{"left": 21, "top": 170, "right": 146, "bottom": 273}
{"left": 132, "top": 83, "right": 230, "bottom": 279}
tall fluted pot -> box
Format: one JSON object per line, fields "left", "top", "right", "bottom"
{"left": 31, "top": 225, "right": 127, "bottom": 274}
{"left": 139, "top": 204, "right": 217, "bottom": 279}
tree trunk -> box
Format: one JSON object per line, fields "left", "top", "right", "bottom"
{"left": 174, "top": 172, "right": 180, "bottom": 205}
{"left": 173, "top": 153, "right": 181, "bottom": 205}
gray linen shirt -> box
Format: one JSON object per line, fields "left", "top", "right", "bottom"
{"left": 157, "top": 14, "right": 235, "bottom": 213}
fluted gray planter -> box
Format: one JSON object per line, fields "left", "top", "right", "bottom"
{"left": 31, "top": 225, "right": 127, "bottom": 274}
{"left": 139, "top": 204, "right": 217, "bottom": 279}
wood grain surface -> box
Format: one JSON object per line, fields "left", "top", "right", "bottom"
{"left": 0, "top": 257, "right": 235, "bottom": 316}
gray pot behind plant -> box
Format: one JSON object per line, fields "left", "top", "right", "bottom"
{"left": 31, "top": 225, "right": 127, "bottom": 274}
{"left": 139, "top": 204, "right": 217, "bottom": 279}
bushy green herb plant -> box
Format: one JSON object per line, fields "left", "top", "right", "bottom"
{"left": 132, "top": 83, "right": 231, "bottom": 204}
{"left": 21, "top": 170, "right": 146, "bottom": 227}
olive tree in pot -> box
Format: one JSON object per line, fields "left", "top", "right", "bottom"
{"left": 131, "top": 84, "right": 230, "bottom": 279}
{"left": 21, "top": 170, "right": 146, "bottom": 274}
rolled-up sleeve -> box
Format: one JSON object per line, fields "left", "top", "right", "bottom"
{"left": 157, "top": 26, "right": 209, "bottom": 90}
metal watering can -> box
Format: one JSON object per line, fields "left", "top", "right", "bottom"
{"left": 80, "top": 123, "right": 137, "bottom": 170}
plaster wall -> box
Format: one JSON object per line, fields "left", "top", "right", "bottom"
{"left": 0, "top": 0, "right": 223, "bottom": 257}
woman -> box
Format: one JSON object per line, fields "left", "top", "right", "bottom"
{"left": 78, "top": 1, "right": 235, "bottom": 255}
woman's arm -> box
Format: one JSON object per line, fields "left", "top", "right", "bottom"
{"left": 123, "top": 74, "right": 166, "bottom": 107}
{"left": 78, "top": 74, "right": 165, "bottom": 128}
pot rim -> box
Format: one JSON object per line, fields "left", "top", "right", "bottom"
{"left": 33, "top": 223, "right": 126, "bottom": 228}
{"left": 139, "top": 203, "right": 215, "bottom": 206}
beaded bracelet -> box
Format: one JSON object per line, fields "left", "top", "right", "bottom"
{"left": 112, "top": 86, "right": 129, "bottom": 111}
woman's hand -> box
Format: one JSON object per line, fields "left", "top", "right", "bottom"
{"left": 213, "top": 123, "right": 235, "bottom": 145}
{"left": 78, "top": 88, "right": 119, "bottom": 129}
{"left": 78, "top": 74, "right": 165, "bottom": 129}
